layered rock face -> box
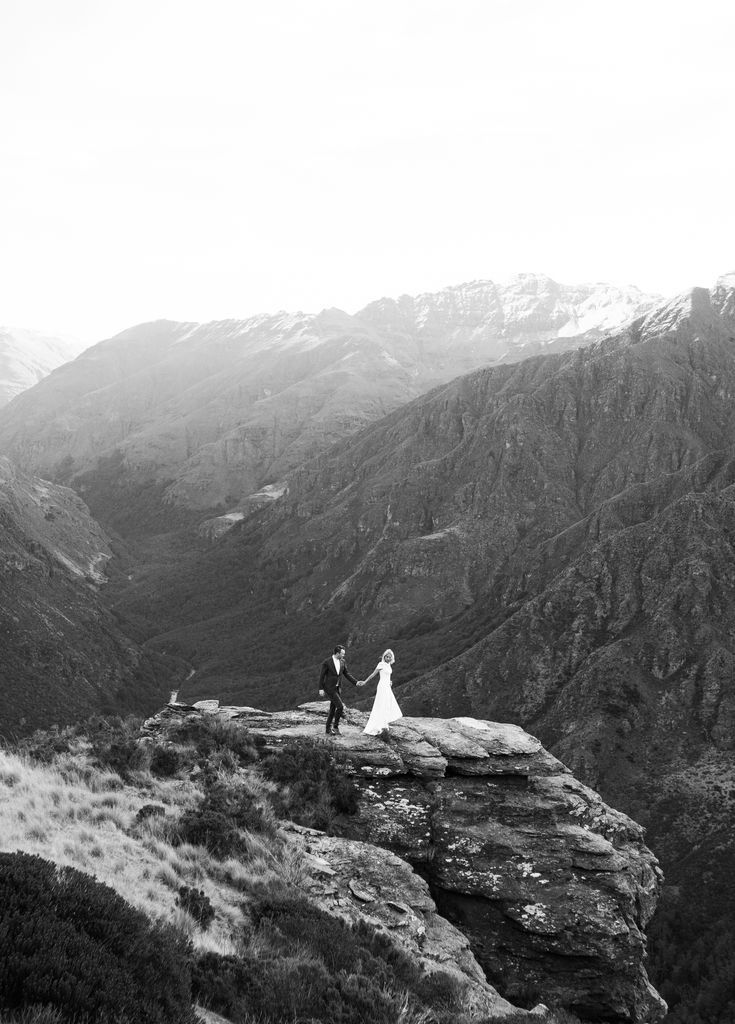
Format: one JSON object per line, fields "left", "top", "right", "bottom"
{"left": 0, "top": 277, "right": 656, "bottom": 527}
{"left": 144, "top": 701, "right": 665, "bottom": 1024}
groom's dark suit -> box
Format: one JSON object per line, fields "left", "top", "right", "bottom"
{"left": 319, "top": 655, "right": 358, "bottom": 733}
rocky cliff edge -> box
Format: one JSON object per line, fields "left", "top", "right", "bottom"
{"left": 143, "top": 701, "right": 666, "bottom": 1024}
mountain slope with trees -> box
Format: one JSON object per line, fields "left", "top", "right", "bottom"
{"left": 0, "top": 456, "right": 175, "bottom": 735}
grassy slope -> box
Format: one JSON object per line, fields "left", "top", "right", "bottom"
{"left": 0, "top": 725, "right": 557, "bottom": 1024}
{"left": 0, "top": 747, "right": 294, "bottom": 958}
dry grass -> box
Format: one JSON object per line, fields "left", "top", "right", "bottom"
{"left": 0, "top": 749, "right": 305, "bottom": 957}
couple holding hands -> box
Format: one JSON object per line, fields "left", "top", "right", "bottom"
{"left": 318, "top": 644, "right": 402, "bottom": 737}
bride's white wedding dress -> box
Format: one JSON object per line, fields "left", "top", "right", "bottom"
{"left": 363, "top": 661, "right": 402, "bottom": 735}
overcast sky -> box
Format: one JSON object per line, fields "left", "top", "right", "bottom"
{"left": 2, "top": 0, "right": 734, "bottom": 342}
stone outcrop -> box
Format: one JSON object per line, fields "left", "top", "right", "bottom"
{"left": 144, "top": 701, "right": 666, "bottom": 1024}
{"left": 283, "top": 822, "right": 538, "bottom": 1022}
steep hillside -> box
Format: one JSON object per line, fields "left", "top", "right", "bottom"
{"left": 0, "top": 457, "right": 176, "bottom": 734}
{"left": 0, "top": 326, "right": 85, "bottom": 406}
{"left": 0, "top": 277, "right": 657, "bottom": 533}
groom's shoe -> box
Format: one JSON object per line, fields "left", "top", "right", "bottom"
{"left": 332, "top": 727, "right": 342, "bottom": 735}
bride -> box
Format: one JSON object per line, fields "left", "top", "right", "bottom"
{"left": 361, "top": 649, "right": 402, "bottom": 736}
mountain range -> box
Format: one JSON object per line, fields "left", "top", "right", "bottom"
{"left": 0, "top": 276, "right": 658, "bottom": 533}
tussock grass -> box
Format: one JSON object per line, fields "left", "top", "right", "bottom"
{"left": 0, "top": 749, "right": 299, "bottom": 957}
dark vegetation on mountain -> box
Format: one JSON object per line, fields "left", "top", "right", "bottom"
{"left": 0, "top": 459, "right": 177, "bottom": 737}
{"left": 0, "top": 851, "right": 196, "bottom": 1023}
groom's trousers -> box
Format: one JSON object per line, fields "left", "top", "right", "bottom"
{"left": 325, "top": 690, "right": 345, "bottom": 731}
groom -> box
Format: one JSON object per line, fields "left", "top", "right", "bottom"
{"left": 318, "top": 644, "right": 360, "bottom": 735}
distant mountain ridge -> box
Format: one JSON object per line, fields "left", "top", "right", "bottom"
{"left": 0, "top": 327, "right": 85, "bottom": 407}
{"left": 0, "top": 275, "right": 659, "bottom": 530}
{"left": 361, "top": 274, "right": 658, "bottom": 361}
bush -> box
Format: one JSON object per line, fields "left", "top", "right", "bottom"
{"left": 192, "top": 949, "right": 397, "bottom": 1024}
{"left": 135, "top": 803, "right": 166, "bottom": 824}
{"left": 0, "top": 851, "right": 196, "bottom": 1023}
{"left": 149, "top": 745, "right": 182, "bottom": 777}
{"left": 177, "top": 780, "right": 275, "bottom": 857}
{"left": 192, "top": 888, "right": 453, "bottom": 1024}
{"left": 176, "top": 886, "right": 215, "bottom": 930}
{"left": 12, "top": 725, "right": 78, "bottom": 764}
{"left": 261, "top": 739, "right": 358, "bottom": 830}
{"left": 9, "top": 717, "right": 150, "bottom": 780}
{"left": 82, "top": 716, "right": 148, "bottom": 778}
{"left": 250, "top": 890, "right": 421, "bottom": 988}
{"left": 170, "top": 717, "right": 263, "bottom": 768}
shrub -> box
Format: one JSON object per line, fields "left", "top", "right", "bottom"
{"left": 192, "top": 889, "right": 442, "bottom": 1024}
{"left": 12, "top": 725, "right": 78, "bottom": 764}
{"left": 178, "top": 802, "right": 242, "bottom": 858}
{"left": 261, "top": 739, "right": 358, "bottom": 830}
{"left": 135, "top": 803, "right": 166, "bottom": 824}
{"left": 7, "top": 717, "right": 150, "bottom": 779}
{"left": 170, "top": 717, "right": 263, "bottom": 768}
{"left": 149, "top": 745, "right": 182, "bottom": 777}
{"left": 251, "top": 891, "right": 423, "bottom": 990}
{"left": 202, "top": 747, "right": 239, "bottom": 775}
{"left": 413, "top": 968, "right": 465, "bottom": 1013}
{"left": 176, "top": 886, "right": 215, "bottom": 930}
{"left": 191, "top": 949, "right": 397, "bottom": 1024}
{"left": 177, "top": 780, "right": 275, "bottom": 858}
{"left": 0, "top": 851, "right": 196, "bottom": 1023}
{"left": 81, "top": 716, "right": 148, "bottom": 778}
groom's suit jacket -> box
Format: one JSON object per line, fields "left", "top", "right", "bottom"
{"left": 319, "top": 657, "right": 358, "bottom": 700}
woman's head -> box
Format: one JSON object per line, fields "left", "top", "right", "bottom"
{"left": 382, "top": 649, "right": 395, "bottom": 664}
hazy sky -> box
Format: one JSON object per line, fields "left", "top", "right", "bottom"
{"left": 2, "top": 0, "right": 734, "bottom": 342}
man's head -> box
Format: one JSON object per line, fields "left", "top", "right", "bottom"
{"left": 333, "top": 644, "right": 346, "bottom": 657}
